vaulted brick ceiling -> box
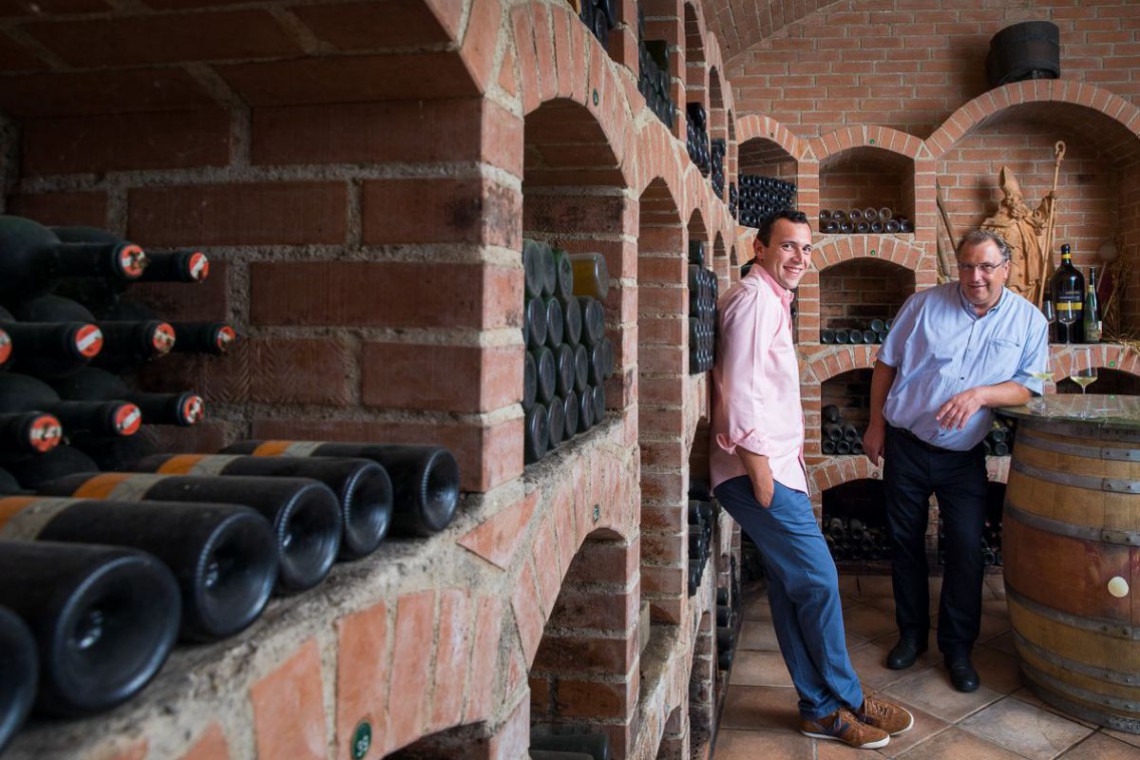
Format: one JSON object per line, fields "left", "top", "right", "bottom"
{"left": 702, "top": 0, "right": 838, "bottom": 70}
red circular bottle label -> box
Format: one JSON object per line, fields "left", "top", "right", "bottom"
{"left": 153, "top": 323, "right": 177, "bottom": 354}
{"left": 119, "top": 244, "right": 147, "bottom": 279}
{"left": 182, "top": 395, "right": 205, "bottom": 425}
{"left": 188, "top": 252, "right": 209, "bottom": 282}
{"left": 216, "top": 325, "right": 236, "bottom": 353}
{"left": 0, "top": 329, "right": 11, "bottom": 366}
{"left": 114, "top": 404, "right": 142, "bottom": 436}
{"left": 30, "top": 415, "right": 63, "bottom": 453}
{"left": 76, "top": 324, "right": 103, "bottom": 358}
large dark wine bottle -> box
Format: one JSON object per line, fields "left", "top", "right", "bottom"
{"left": 0, "top": 411, "right": 63, "bottom": 462}
{"left": 0, "top": 373, "right": 140, "bottom": 439}
{"left": 0, "top": 540, "right": 180, "bottom": 717}
{"left": 0, "top": 216, "right": 147, "bottom": 300}
{"left": 126, "top": 454, "right": 392, "bottom": 561}
{"left": 0, "top": 495, "right": 276, "bottom": 641}
{"left": 0, "top": 605, "right": 38, "bottom": 753}
{"left": 99, "top": 299, "right": 236, "bottom": 356}
{"left": 0, "top": 468, "right": 21, "bottom": 495}
{"left": 219, "top": 441, "right": 461, "bottom": 536}
{"left": 52, "top": 227, "right": 208, "bottom": 284}
{"left": 1050, "top": 244, "right": 1084, "bottom": 344}
{"left": 4, "top": 445, "right": 101, "bottom": 491}
{"left": 0, "top": 305, "right": 103, "bottom": 380}
{"left": 37, "top": 472, "right": 342, "bottom": 593}
{"left": 51, "top": 367, "right": 205, "bottom": 427}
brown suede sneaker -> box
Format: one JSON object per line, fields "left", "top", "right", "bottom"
{"left": 800, "top": 707, "right": 890, "bottom": 749}
{"left": 855, "top": 695, "right": 914, "bottom": 735}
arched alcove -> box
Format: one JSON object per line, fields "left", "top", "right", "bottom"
{"left": 818, "top": 368, "right": 872, "bottom": 460}
{"left": 821, "top": 478, "right": 889, "bottom": 570}
{"left": 818, "top": 258, "right": 913, "bottom": 343}
{"left": 818, "top": 146, "right": 916, "bottom": 234}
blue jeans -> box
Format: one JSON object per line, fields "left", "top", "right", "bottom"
{"left": 714, "top": 475, "right": 864, "bottom": 720}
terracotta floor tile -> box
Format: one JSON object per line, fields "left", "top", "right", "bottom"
{"left": 983, "top": 631, "right": 1018, "bottom": 657}
{"left": 719, "top": 685, "right": 799, "bottom": 731}
{"left": 737, "top": 621, "right": 780, "bottom": 651}
{"left": 1009, "top": 688, "right": 1100, "bottom": 729}
{"left": 985, "top": 575, "right": 1007, "bottom": 600}
{"left": 959, "top": 696, "right": 1094, "bottom": 760}
{"left": 857, "top": 575, "right": 895, "bottom": 598}
{"left": 816, "top": 737, "right": 887, "bottom": 759}
{"left": 742, "top": 596, "right": 774, "bottom": 622}
{"left": 1103, "top": 728, "right": 1140, "bottom": 750}
{"left": 1058, "top": 732, "right": 1140, "bottom": 759}
{"left": 976, "top": 612, "right": 1011, "bottom": 645}
{"left": 882, "top": 667, "right": 1002, "bottom": 723}
{"left": 728, "top": 650, "right": 794, "bottom": 688}
{"left": 894, "top": 726, "right": 1026, "bottom": 759}
{"left": 866, "top": 698, "right": 951, "bottom": 759}
{"left": 847, "top": 638, "right": 939, "bottom": 691}
{"left": 982, "top": 599, "right": 1009, "bottom": 619}
{"left": 968, "top": 646, "right": 1022, "bottom": 695}
{"left": 843, "top": 603, "right": 900, "bottom": 642}
{"left": 713, "top": 728, "right": 814, "bottom": 759}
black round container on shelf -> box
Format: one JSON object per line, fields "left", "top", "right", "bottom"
{"left": 986, "top": 21, "right": 1060, "bottom": 88}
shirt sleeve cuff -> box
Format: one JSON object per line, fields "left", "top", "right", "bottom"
{"left": 716, "top": 430, "right": 770, "bottom": 457}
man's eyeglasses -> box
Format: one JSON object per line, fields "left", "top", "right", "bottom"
{"left": 956, "top": 261, "right": 1008, "bottom": 275}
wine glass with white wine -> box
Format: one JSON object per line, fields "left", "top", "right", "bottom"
{"left": 1028, "top": 353, "right": 1052, "bottom": 413}
{"left": 1070, "top": 348, "right": 1097, "bottom": 394}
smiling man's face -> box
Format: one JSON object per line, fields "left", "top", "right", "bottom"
{"left": 757, "top": 218, "right": 812, "bottom": 290}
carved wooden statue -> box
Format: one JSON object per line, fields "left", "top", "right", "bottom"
{"left": 981, "top": 166, "right": 1055, "bottom": 301}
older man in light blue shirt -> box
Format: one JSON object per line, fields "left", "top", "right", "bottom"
{"left": 863, "top": 229, "right": 1048, "bottom": 693}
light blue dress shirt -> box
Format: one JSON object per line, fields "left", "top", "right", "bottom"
{"left": 877, "top": 282, "right": 1049, "bottom": 451}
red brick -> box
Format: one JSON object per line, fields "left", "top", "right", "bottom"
{"left": 128, "top": 259, "right": 229, "bottom": 322}
{"left": 487, "top": 695, "right": 530, "bottom": 760}
{"left": 128, "top": 182, "right": 347, "bottom": 246}
{"left": 533, "top": 634, "right": 634, "bottom": 674}
{"left": 511, "top": 560, "right": 544, "bottom": 663}
{"left": 386, "top": 591, "right": 437, "bottom": 753}
{"left": 23, "top": 109, "right": 230, "bottom": 175}
{"left": 179, "top": 723, "right": 229, "bottom": 760}
{"left": 457, "top": 0, "right": 500, "bottom": 94}
{"left": 464, "top": 594, "right": 504, "bottom": 723}
{"left": 0, "top": 68, "right": 215, "bottom": 118}
{"left": 218, "top": 54, "right": 479, "bottom": 106}
{"left": 248, "top": 415, "right": 521, "bottom": 493}
{"left": 531, "top": 512, "right": 563, "bottom": 617}
{"left": 5, "top": 191, "right": 107, "bottom": 227}
{"left": 550, "top": 587, "right": 637, "bottom": 631}
{"left": 566, "top": 538, "right": 633, "bottom": 585}
{"left": 335, "top": 602, "right": 388, "bottom": 760}
{"left": 361, "top": 343, "right": 519, "bottom": 414}
{"left": 25, "top": 11, "right": 301, "bottom": 67}
{"left": 361, "top": 177, "right": 520, "bottom": 249}
{"left": 429, "top": 589, "right": 471, "bottom": 732}
{"left": 250, "top": 640, "right": 327, "bottom": 760}
{"left": 250, "top": 261, "right": 520, "bottom": 331}
{"left": 554, "top": 678, "right": 629, "bottom": 718}
{"left": 457, "top": 490, "right": 538, "bottom": 570}
{"left": 291, "top": 0, "right": 456, "bottom": 49}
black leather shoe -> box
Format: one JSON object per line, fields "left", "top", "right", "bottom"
{"left": 946, "top": 656, "right": 980, "bottom": 692}
{"left": 886, "top": 638, "right": 927, "bottom": 670}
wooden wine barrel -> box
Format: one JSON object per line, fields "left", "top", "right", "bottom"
{"left": 1003, "top": 415, "right": 1140, "bottom": 733}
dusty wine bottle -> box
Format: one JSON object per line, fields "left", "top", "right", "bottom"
{"left": 0, "top": 305, "right": 103, "bottom": 380}
{"left": 4, "top": 445, "right": 100, "bottom": 491}
{"left": 0, "top": 373, "right": 141, "bottom": 439}
{"left": 0, "top": 539, "right": 180, "bottom": 717}
{"left": 0, "top": 495, "right": 277, "bottom": 641}
{"left": 0, "top": 216, "right": 147, "bottom": 300}
{"left": 51, "top": 367, "right": 205, "bottom": 427}
{"left": 523, "top": 351, "right": 537, "bottom": 411}
{"left": 573, "top": 344, "right": 589, "bottom": 393}
{"left": 578, "top": 297, "right": 605, "bottom": 347}
{"left": 52, "top": 227, "right": 209, "bottom": 284}
{"left": 0, "top": 411, "right": 63, "bottom": 461}
{"left": 562, "top": 390, "right": 579, "bottom": 441}
{"left": 100, "top": 301, "right": 237, "bottom": 356}
{"left": 0, "top": 604, "right": 37, "bottom": 753}
{"left": 533, "top": 346, "right": 556, "bottom": 405}
{"left": 552, "top": 248, "right": 575, "bottom": 301}
{"left": 546, "top": 396, "right": 565, "bottom": 448}
{"left": 555, "top": 344, "right": 576, "bottom": 398}
{"left": 525, "top": 403, "right": 549, "bottom": 464}
{"left": 521, "top": 240, "right": 545, "bottom": 299}
{"left": 543, "top": 297, "right": 564, "bottom": 349}
{"left": 36, "top": 472, "right": 342, "bottom": 594}
{"left": 0, "top": 467, "right": 20, "bottom": 495}
{"left": 524, "top": 297, "right": 547, "bottom": 350}
{"left": 218, "top": 441, "right": 462, "bottom": 537}
{"left": 129, "top": 454, "right": 393, "bottom": 561}
{"left": 560, "top": 294, "right": 583, "bottom": 347}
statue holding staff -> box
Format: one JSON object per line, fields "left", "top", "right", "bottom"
{"left": 980, "top": 166, "right": 1056, "bottom": 304}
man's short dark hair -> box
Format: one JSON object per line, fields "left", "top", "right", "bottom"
{"left": 756, "top": 208, "right": 810, "bottom": 247}
{"left": 957, "top": 229, "right": 1011, "bottom": 262}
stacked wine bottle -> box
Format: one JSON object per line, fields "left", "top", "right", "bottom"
{"left": 823, "top": 515, "right": 892, "bottom": 562}
{"left": 521, "top": 240, "right": 615, "bottom": 465}
{"left": 686, "top": 103, "right": 710, "bottom": 176}
{"left": 716, "top": 586, "right": 738, "bottom": 671}
{"left": 820, "top": 404, "right": 864, "bottom": 456}
{"left": 819, "top": 208, "right": 913, "bottom": 235}
{"left": 710, "top": 139, "right": 726, "bottom": 200}
{"left": 736, "top": 174, "right": 796, "bottom": 228}
{"left": 688, "top": 497, "right": 715, "bottom": 597}
{"left": 983, "top": 419, "right": 1015, "bottom": 457}
{"left": 688, "top": 241, "right": 718, "bottom": 375}
{"left": 636, "top": 9, "right": 674, "bottom": 129}
{"left": 579, "top": 0, "right": 614, "bottom": 48}
{"left": 938, "top": 518, "right": 1002, "bottom": 568}
{"left": 821, "top": 318, "right": 892, "bottom": 345}
{"left": 728, "top": 182, "right": 738, "bottom": 221}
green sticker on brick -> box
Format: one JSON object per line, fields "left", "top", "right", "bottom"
{"left": 352, "top": 721, "right": 372, "bottom": 760}
{"left": 593, "top": 504, "right": 601, "bottom": 523}
{"left": 592, "top": 89, "right": 599, "bottom": 105}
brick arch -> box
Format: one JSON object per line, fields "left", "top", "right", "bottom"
{"left": 810, "top": 460, "right": 883, "bottom": 498}
{"left": 925, "top": 80, "right": 1140, "bottom": 164}
{"left": 632, "top": 121, "right": 687, "bottom": 208}
{"left": 1054, "top": 343, "right": 1140, "bottom": 381}
{"left": 735, "top": 114, "right": 809, "bottom": 162}
{"left": 805, "top": 344, "right": 878, "bottom": 384}
{"left": 810, "top": 125, "right": 926, "bottom": 164}
{"left": 811, "top": 234, "right": 926, "bottom": 273}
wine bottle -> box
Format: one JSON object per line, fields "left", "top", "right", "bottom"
{"left": 99, "top": 301, "right": 236, "bottom": 356}
{"left": 1051, "top": 244, "right": 1084, "bottom": 344}
{"left": 51, "top": 367, "right": 205, "bottom": 427}
{"left": 562, "top": 390, "right": 579, "bottom": 440}
{"left": 218, "top": 441, "right": 461, "bottom": 537}
{"left": 578, "top": 297, "right": 605, "bottom": 347}
{"left": 52, "top": 227, "right": 209, "bottom": 284}
{"left": 0, "top": 373, "right": 141, "bottom": 438}
{"left": 524, "top": 297, "right": 547, "bottom": 350}
{"left": 1084, "top": 266, "right": 1101, "bottom": 343}
{"left": 0, "top": 604, "right": 37, "bottom": 753}
{"left": 522, "top": 351, "right": 537, "bottom": 412}
{"left": 555, "top": 344, "right": 576, "bottom": 398}
{"left": 543, "top": 297, "right": 564, "bottom": 349}
{"left": 127, "top": 454, "right": 393, "bottom": 561}
{"left": 0, "top": 305, "right": 103, "bottom": 380}
{"left": 521, "top": 240, "right": 545, "bottom": 299}
{"left": 573, "top": 344, "right": 589, "bottom": 393}
{"left": 551, "top": 248, "right": 575, "bottom": 301}
{"left": 560, "top": 294, "right": 582, "bottom": 347}
{"left": 0, "top": 467, "right": 21, "bottom": 495}
{"left": 0, "top": 216, "right": 147, "bottom": 300}
{"left": 0, "top": 495, "right": 277, "bottom": 641}
{"left": 0, "top": 539, "right": 180, "bottom": 717}
{"left": 533, "top": 346, "right": 556, "bottom": 405}
{"left": 4, "top": 445, "right": 100, "bottom": 490}
{"left": 36, "top": 472, "right": 342, "bottom": 594}
{"left": 568, "top": 253, "right": 609, "bottom": 299}
{"left": 546, "top": 396, "right": 565, "bottom": 448}
{"left": 0, "top": 411, "right": 63, "bottom": 461}
{"left": 525, "top": 404, "right": 549, "bottom": 464}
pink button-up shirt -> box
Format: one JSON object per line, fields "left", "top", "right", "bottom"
{"left": 709, "top": 265, "right": 807, "bottom": 493}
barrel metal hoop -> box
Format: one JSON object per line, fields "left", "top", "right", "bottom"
{"left": 1012, "top": 630, "right": 1140, "bottom": 686}
{"left": 1005, "top": 584, "right": 1138, "bottom": 640}
{"left": 1018, "top": 428, "right": 1140, "bottom": 462}
{"left": 1020, "top": 659, "right": 1140, "bottom": 713}
{"left": 1011, "top": 459, "right": 1140, "bottom": 494}
{"left": 1003, "top": 503, "right": 1140, "bottom": 546}
{"left": 1021, "top": 417, "right": 1140, "bottom": 445}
